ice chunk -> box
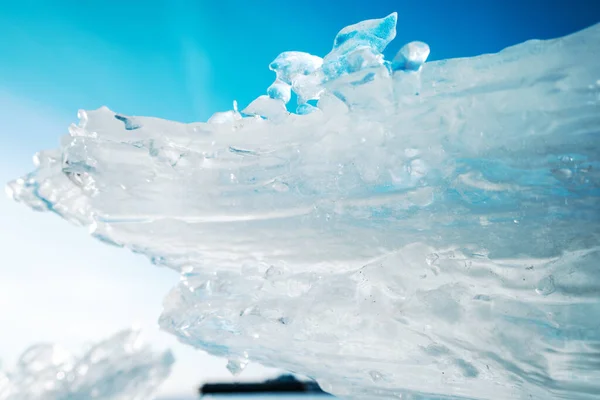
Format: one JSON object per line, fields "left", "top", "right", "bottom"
{"left": 392, "top": 41, "right": 430, "bottom": 72}
{"left": 6, "top": 13, "right": 600, "bottom": 400}
{"left": 267, "top": 79, "right": 292, "bottom": 104}
{"left": 331, "top": 12, "right": 397, "bottom": 56}
{"left": 291, "top": 70, "right": 325, "bottom": 104}
{"left": 296, "top": 103, "right": 318, "bottom": 115}
{"left": 269, "top": 51, "right": 323, "bottom": 85}
{"left": 0, "top": 330, "right": 173, "bottom": 400}
{"left": 322, "top": 46, "right": 385, "bottom": 81}
{"left": 241, "top": 95, "right": 287, "bottom": 120}
{"left": 269, "top": 51, "right": 324, "bottom": 104}
{"left": 320, "top": 14, "right": 397, "bottom": 83}
{"left": 226, "top": 358, "right": 248, "bottom": 376}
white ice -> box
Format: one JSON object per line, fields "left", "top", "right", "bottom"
{"left": 6, "top": 13, "right": 600, "bottom": 400}
{"left": 0, "top": 330, "right": 173, "bottom": 400}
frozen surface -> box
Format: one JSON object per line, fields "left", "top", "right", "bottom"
{"left": 0, "top": 330, "right": 173, "bottom": 400}
{"left": 6, "top": 13, "right": 600, "bottom": 400}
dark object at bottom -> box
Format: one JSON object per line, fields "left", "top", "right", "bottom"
{"left": 199, "top": 374, "right": 333, "bottom": 397}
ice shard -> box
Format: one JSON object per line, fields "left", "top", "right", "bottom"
{"left": 321, "top": 12, "right": 396, "bottom": 81}
{"left": 330, "top": 12, "right": 397, "bottom": 57}
{"left": 6, "top": 13, "right": 600, "bottom": 400}
{"left": 0, "top": 330, "right": 173, "bottom": 400}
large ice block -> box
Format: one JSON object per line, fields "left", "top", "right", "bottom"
{"left": 6, "top": 13, "right": 600, "bottom": 400}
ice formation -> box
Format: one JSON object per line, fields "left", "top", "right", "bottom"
{"left": 0, "top": 330, "right": 173, "bottom": 400}
{"left": 6, "top": 12, "right": 600, "bottom": 400}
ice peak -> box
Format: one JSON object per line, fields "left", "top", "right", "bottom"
{"left": 332, "top": 12, "right": 398, "bottom": 55}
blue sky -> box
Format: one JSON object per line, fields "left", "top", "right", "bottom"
{"left": 2, "top": 0, "right": 599, "bottom": 124}
{"left": 0, "top": 1, "right": 599, "bottom": 398}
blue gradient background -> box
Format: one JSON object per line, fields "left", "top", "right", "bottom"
{"left": 0, "top": 1, "right": 599, "bottom": 398}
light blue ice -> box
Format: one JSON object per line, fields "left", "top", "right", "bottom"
{"left": 0, "top": 330, "right": 173, "bottom": 400}
{"left": 6, "top": 12, "right": 600, "bottom": 400}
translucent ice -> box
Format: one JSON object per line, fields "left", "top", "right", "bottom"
{"left": 0, "top": 330, "right": 173, "bottom": 400}
{"left": 330, "top": 12, "right": 397, "bottom": 56}
{"left": 242, "top": 95, "right": 287, "bottom": 120}
{"left": 268, "top": 14, "right": 397, "bottom": 105}
{"left": 266, "top": 79, "right": 292, "bottom": 104}
{"left": 319, "top": 13, "right": 395, "bottom": 82}
{"left": 392, "top": 41, "right": 430, "bottom": 72}
{"left": 322, "top": 46, "right": 385, "bottom": 82}
{"left": 295, "top": 102, "right": 318, "bottom": 115}
{"left": 6, "top": 13, "right": 600, "bottom": 400}
{"left": 269, "top": 51, "right": 323, "bottom": 86}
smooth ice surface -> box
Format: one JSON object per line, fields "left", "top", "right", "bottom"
{"left": 392, "top": 41, "right": 430, "bottom": 72}
{"left": 0, "top": 330, "right": 173, "bottom": 400}
{"left": 6, "top": 13, "right": 600, "bottom": 400}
